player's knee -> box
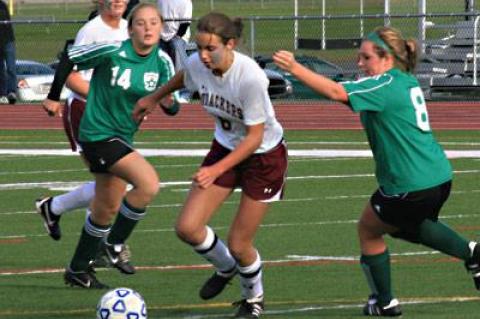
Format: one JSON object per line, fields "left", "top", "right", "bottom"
{"left": 137, "top": 179, "right": 160, "bottom": 203}
{"left": 174, "top": 219, "right": 199, "bottom": 244}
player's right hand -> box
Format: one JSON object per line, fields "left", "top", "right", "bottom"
{"left": 132, "top": 95, "right": 158, "bottom": 123}
{"left": 42, "top": 99, "right": 62, "bottom": 117}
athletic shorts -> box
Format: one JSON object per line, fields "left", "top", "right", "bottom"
{"left": 201, "top": 139, "right": 288, "bottom": 202}
{"left": 63, "top": 97, "right": 86, "bottom": 152}
{"left": 370, "top": 180, "right": 452, "bottom": 230}
{"left": 79, "top": 137, "right": 134, "bottom": 174}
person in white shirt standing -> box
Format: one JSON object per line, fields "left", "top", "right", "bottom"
{"left": 36, "top": 0, "right": 129, "bottom": 249}
{"left": 133, "top": 12, "right": 288, "bottom": 318}
{"left": 157, "top": 0, "right": 192, "bottom": 71}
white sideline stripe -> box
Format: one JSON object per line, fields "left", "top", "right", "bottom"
{"left": 1, "top": 189, "right": 480, "bottom": 217}
{"left": 1, "top": 211, "right": 479, "bottom": 240}
{"left": 0, "top": 250, "right": 447, "bottom": 276}
{"left": 2, "top": 140, "right": 478, "bottom": 146}
{"left": 1, "top": 148, "right": 480, "bottom": 158}
{"left": 262, "top": 296, "right": 480, "bottom": 318}
{"left": 0, "top": 170, "right": 479, "bottom": 192}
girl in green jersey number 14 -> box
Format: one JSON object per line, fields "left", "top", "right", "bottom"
{"left": 273, "top": 26, "right": 480, "bottom": 317}
{"left": 42, "top": 3, "right": 178, "bottom": 288}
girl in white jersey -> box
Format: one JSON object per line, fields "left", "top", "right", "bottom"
{"left": 133, "top": 12, "right": 287, "bottom": 318}
{"left": 273, "top": 26, "right": 480, "bottom": 317}
{"left": 36, "top": 0, "right": 129, "bottom": 242}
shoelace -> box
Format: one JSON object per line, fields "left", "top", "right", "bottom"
{"left": 118, "top": 244, "right": 131, "bottom": 262}
{"left": 232, "top": 298, "right": 264, "bottom": 316}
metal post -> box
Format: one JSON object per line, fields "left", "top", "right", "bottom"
{"left": 294, "top": 0, "right": 298, "bottom": 50}
{"left": 250, "top": 19, "right": 256, "bottom": 57}
{"left": 384, "top": 0, "right": 390, "bottom": 26}
{"left": 8, "top": 0, "right": 13, "bottom": 16}
{"left": 418, "top": 0, "right": 426, "bottom": 54}
{"left": 473, "top": 15, "right": 479, "bottom": 85}
{"left": 321, "top": 0, "right": 326, "bottom": 50}
{"left": 360, "top": 0, "right": 364, "bottom": 38}
{"left": 466, "top": 0, "right": 475, "bottom": 21}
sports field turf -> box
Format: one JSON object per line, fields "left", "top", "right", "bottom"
{"left": 0, "top": 129, "right": 479, "bottom": 318}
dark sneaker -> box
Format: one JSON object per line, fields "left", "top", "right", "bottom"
{"left": 96, "top": 241, "right": 136, "bottom": 275}
{"left": 199, "top": 271, "right": 235, "bottom": 300}
{"left": 233, "top": 296, "right": 264, "bottom": 318}
{"left": 35, "top": 197, "right": 61, "bottom": 240}
{"left": 64, "top": 268, "right": 108, "bottom": 289}
{"left": 465, "top": 241, "right": 480, "bottom": 289}
{"left": 363, "top": 295, "right": 402, "bottom": 317}
{"left": 7, "top": 92, "right": 17, "bottom": 105}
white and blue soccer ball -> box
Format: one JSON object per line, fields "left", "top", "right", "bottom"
{"left": 96, "top": 287, "right": 147, "bottom": 319}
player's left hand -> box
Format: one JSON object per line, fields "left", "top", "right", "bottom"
{"left": 272, "top": 50, "right": 297, "bottom": 72}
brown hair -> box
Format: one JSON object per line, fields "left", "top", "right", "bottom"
{"left": 196, "top": 12, "right": 243, "bottom": 44}
{"left": 127, "top": 2, "right": 163, "bottom": 28}
{"left": 372, "top": 26, "right": 418, "bottom": 73}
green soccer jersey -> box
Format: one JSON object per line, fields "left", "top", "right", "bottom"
{"left": 341, "top": 68, "right": 452, "bottom": 194}
{"left": 68, "top": 39, "right": 176, "bottom": 145}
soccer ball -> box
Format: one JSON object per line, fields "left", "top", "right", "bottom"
{"left": 96, "top": 287, "right": 147, "bottom": 319}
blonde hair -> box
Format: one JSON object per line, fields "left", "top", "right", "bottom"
{"left": 127, "top": 2, "right": 163, "bottom": 28}
{"left": 371, "top": 26, "right": 418, "bottom": 73}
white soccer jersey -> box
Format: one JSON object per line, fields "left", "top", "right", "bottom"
{"left": 157, "top": 0, "right": 192, "bottom": 42}
{"left": 184, "top": 51, "right": 284, "bottom": 153}
{"left": 69, "top": 15, "right": 129, "bottom": 101}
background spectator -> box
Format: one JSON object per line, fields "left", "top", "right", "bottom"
{"left": 0, "top": 0, "right": 17, "bottom": 104}
{"left": 157, "top": 0, "right": 192, "bottom": 70}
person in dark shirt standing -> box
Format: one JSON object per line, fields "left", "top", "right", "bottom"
{"left": 0, "top": 0, "right": 17, "bottom": 104}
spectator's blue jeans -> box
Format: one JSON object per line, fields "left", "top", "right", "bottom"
{"left": 160, "top": 36, "right": 188, "bottom": 72}
{"left": 0, "top": 41, "right": 17, "bottom": 95}
{"left": 171, "top": 36, "right": 188, "bottom": 71}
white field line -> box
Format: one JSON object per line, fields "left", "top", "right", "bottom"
{"left": 1, "top": 148, "right": 480, "bottom": 158}
{"left": 0, "top": 295, "right": 478, "bottom": 318}
{"left": 0, "top": 169, "right": 479, "bottom": 192}
{"left": 0, "top": 250, "right": 445, "bottom": 276}
{"left": 1, "top": 140, "right": 480, "bottom": 146}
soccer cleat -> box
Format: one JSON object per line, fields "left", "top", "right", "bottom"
{"left": 95, "top": 241, "right": 136, "bottom": 275}
{"left": 64, "top": 268, "right": 109, "bottom": 289}
{"left": 35, "top": 197, "right": 61, "bottom": 240}
{"left": 465, "top": 241, "right": 480, "bottom": 289}
{"left": 232, "top": 296, "right": 264, "bottom": 318}
{"left": 199, "top": 271, "right": 235, "bottom": 300}
{"left": 7, "top": 92, "right": 17, "bottom": 105}
{"left": 363, "top": 295, "right": 402, "bottom": 317}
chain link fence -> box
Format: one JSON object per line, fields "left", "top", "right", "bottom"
{"left": 4, "top": 0, "right": 480, "bottom": 100}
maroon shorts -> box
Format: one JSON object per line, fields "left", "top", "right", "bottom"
{"left": 202, "top": 139, "right": 288, "bottom": 201}
{"left": 62, "top": 97, "right": 86, "bottom": 152}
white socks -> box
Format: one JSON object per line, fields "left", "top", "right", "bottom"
{"left": 194, "top": 226, "right": 237, "bottom": 276}
{"left": 238, "top": 251, "right": 263, "bottom": 299}
{"left": 51, "top": 181, "right": 95, "bottom": 216}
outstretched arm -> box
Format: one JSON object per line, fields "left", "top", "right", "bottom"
{"left": 132, "top": 71, "right": 185, "bottom": 122}
{"left": 273, "top": 50, "right": 349, "bottom": 103}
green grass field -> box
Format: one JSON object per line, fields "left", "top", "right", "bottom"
{"left": 0, "top": 129, "right": 479, "bottom": 318}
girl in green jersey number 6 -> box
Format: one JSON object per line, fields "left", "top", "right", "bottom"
{"left": 274, "top": 26, "right": 480, "bottom": 317}
{"left": 42, "top": 3, "right": 178, "bottom": 288}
